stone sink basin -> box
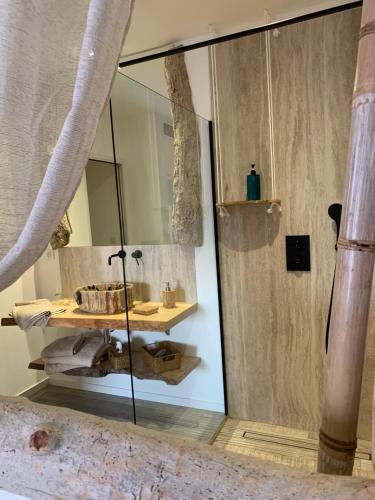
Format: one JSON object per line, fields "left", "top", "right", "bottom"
{"left": 74, "top": 282, "right": 134, "bottom": 314}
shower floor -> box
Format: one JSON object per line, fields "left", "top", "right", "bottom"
{"left": 28, "top": 384, "right": 225, "bottom": 444}
{"left": 212, "top": 418, "right": 375, "bottom": 479}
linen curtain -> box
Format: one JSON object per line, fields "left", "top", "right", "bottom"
{"left": 0, "top": 0, "right": 133, "bottom": 291}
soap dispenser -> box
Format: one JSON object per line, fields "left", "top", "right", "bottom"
{"left": 247, "top": 164, "right": 261, "bottom": 201}
{"left": 162, "top": 282, "right": 176, "bottom": 309}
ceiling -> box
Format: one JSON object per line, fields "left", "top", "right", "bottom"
{"left": 122, "top": 0, "right": 355, "bottom": 57}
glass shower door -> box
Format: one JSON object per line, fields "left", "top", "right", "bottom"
{"left": 110, "top": 72, "right": 226, "bottom": 441}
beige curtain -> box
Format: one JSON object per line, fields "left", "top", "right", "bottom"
{"left": 0, "top": 0, "right": 133, "bottom": 291}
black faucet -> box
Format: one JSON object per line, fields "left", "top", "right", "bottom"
{"left": 108, "top": 249, "right": 126, "bottom": 266}
{"left": 131, "top": 249, "right": 143, "bottom": 266}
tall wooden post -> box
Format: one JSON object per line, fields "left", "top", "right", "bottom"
{"left": 318, "top": 0, "right": 375, "bottom": 475}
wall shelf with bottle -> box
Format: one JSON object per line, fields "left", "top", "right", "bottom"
{"left": 216, "top": 199, "right": 281, "bottom": 208}
{"left": 216, "top": 199, "right": 281, "bottom": 215}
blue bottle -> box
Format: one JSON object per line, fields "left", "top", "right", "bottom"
{"left": 247, "top": 164, "right": 261, "bottom": 201}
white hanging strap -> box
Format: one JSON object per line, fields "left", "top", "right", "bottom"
{"left": 211, "top": 46, "right": 227, "bottom": 215}
{"left": 264, "top": 9, "right": 278, "bottom": 203}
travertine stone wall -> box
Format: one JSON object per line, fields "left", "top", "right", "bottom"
{"left": 58, "top": 245, "right": 197, "bottom": 302}
{"left": 212, "top": 8, "right": 375, "bottom": 439}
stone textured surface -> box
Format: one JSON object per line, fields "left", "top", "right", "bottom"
{"left": 211, "top": 8, "right": 375, "bottom": 440}
{"left": 0, "top": 396, "right": 375, "bottom": 499}
{"left": 59, "top": 244, "right": 197, "bottom": 303}
{"left": 164, "top": 53, "right": 203, "bottom": 246}
{"left": 75, "top": 283, "right": 132, "bottom": 314}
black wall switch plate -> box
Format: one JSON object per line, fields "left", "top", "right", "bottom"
{"left": 285, "top": 235, "right": 311, "bottom": 272}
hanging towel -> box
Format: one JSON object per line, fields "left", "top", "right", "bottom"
{"left": 11, "top": 299, "right": 66, "bottom": 331}
{"left": 41, "top": 335, "right": 86, "bottom": 359}
{"left": 43, "top": 336, "right": 113, "bottom": 375}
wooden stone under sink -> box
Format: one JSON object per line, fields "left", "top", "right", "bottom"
{"left": 74, "top": 282, "right": 134, "bottom": 314}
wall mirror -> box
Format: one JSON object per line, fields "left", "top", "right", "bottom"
{"left": 67, "top": 72, "right": 177, "bottom": 247}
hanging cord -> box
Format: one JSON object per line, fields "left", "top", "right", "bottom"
{"left": 109, "top": 99, "right": 137, "bottom": 425}
{"left": 264, "top": 10, "right": 280, "bottom": 206}
{"left": 211, "top": 46, "right": 229, "bottom": 217}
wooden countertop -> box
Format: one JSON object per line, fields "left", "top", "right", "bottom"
{"left": 1, "top": 299, "right": 198, "bottom": 333}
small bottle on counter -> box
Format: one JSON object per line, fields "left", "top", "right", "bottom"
{"left": 162, "top": 282, "right": 176, "bottom": 309}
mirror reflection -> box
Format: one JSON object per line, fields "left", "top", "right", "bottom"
{"left": 68, "top": 73, "right": 177, "bottom": 246}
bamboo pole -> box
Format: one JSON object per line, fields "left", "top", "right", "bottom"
{"left": 318, "top": 0, "right": 375, "bottom": 475}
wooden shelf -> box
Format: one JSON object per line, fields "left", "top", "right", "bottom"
{"left": 216, "top": 199, "right": 281, "bottom": 208}
{"left": 28, "top": 352, "right": 201, "bottom": 386}
{"left": 1, "top": 299, "right": 197, "bottom": 333}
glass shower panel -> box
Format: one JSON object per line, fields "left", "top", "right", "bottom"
{"left": 111, "top": 72, "right": 226, "bottom": 441}
{"left": 110, "top": 75, "right": 175, "bottom": 245}
{"left": 46, "top": 99, "right": 134, "bottom": 423}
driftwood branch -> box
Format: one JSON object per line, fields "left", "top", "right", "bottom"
{"left": 0, "top": 396, "right": 374, "bottom": 499}
{"left": 164, "top": 53, "right": 203, "bottom": 246}
{"left": 28, "top": 423, "right": 60, "bottom": 453}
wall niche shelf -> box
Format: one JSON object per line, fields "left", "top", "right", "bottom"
{"left": 28, "top": 353, "right": 201, "bottom": 386}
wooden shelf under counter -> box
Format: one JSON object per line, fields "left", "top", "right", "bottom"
{"left": 1, "top": 299, "right": 198, "bottom": 333}
{"left": 28, "top": 352, "right": 201, "bottom": 386}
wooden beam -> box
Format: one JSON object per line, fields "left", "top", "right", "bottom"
{"left": 0, "top": 396, "right": 374, "bottom": 498}
{"left": 318, "top": 0, "right": 375, "bottom": 475}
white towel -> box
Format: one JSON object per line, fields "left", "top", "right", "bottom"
{"left": 12, "top": 299, "right": 65, "bottom": 331}
{"left": 43, "top": 336, "right": 114, "bottom": 375}
{"left": 41, "top": 335, "right": 86, "bottom": 359}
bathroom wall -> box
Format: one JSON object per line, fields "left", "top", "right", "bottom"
{"left": 67, "top": 170, "right": 92, "bottom": 247}
{"left": 0, "top": 268, "right": 47, "bottom": 396}
{"left": 211, "top": 8, "right": 375, "bottom": 438}
{"left": 58, "top": 245, "right": 197, "bottom": 302}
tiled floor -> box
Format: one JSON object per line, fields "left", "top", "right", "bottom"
{"left": 28, "top": 384, "right": 225, "bottom": 444}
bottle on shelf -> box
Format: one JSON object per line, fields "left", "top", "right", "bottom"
{"left": 162, "top": 282, "right": 176, "bottom": 309}
{"left": 247, "top": 164, "right": 261, "bottom": 201}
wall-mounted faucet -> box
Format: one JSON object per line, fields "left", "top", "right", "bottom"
{"left": 131, "top": 249, "right": 143, "bottom": 266}
{"left": 108, "top": 249, "right": 126, "bottom": 266}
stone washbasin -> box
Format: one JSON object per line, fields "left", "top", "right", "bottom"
{"left": 74, "top": 282, "right": 134, "bottom": 314}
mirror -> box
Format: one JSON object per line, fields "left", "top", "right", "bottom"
{"left": 67, "top": 72, "right": 176, "bottom": 247}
